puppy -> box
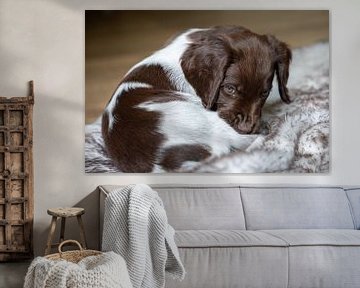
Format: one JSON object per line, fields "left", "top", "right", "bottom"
{"left": 102, "top": 26, "right": 292, "bottom": 172}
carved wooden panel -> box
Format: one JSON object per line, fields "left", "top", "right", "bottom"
{"left": 0, "top": 81, "right": 34, "bottom": 261}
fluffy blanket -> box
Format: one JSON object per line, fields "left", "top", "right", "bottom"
{"left": 24, "top": 252, "right": 132, "bottom": 288}
{"left": 85, "top": 42, "right": 329, "bottom": 173}
{"left": 102, "top": 184, "right": 185, "bottom": 288}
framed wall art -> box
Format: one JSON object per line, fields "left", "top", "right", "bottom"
{"left": 85, "top": 10, "right": 329, "bottom": 173}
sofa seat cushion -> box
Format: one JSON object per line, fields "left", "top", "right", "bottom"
{"left": 166, "top": 246, "right": 289, "bottom": 288}
{"left": 262, "top": 229, "right": 360, "bottom": 246}
{"left": 175, "top": 230, "right": 288, "bottom": 248}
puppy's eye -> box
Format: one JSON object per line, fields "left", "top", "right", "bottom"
{"left": 224, "top": 84, "right": 237, "bottom": 96}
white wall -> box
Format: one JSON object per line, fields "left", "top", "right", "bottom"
{"left": 0, "top": 0, "right": 359, "bottom": 256}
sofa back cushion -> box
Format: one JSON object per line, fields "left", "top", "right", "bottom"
{"left": 154, "top": 186, "right": 246, "bottom": 230}
{"left": 240, "top": 187, "right": 355, "bottom": 230}
{"left": 345, "top": 188, "right": 360, "bottom": 229}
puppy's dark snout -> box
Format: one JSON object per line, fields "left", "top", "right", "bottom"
{"left": 237, "top": 113, "right": 252, "bottom": 125}
{"left": 236, "top": 113, "right": 259, "bottom": 134}
{"left": 237, "top": 114, "right": 244, "bottom": 122}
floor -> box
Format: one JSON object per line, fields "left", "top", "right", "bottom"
{"left": 85, "top": 10, "right": 329, "bottom": 124}
{"left": 0, "top": 261, "right": 30, "bottom": 288}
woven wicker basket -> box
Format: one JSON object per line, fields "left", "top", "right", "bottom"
{"left": 45, "top": 240, "right": 102, "bottom": 263}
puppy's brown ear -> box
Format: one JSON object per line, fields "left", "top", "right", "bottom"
{"left": 181, "top": 38, "right": 229, "bottom": 110}
{"left": 267, "top": 35, "right": 292, "bottom": 103}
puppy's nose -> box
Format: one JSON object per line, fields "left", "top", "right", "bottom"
{"left": 237, "top": 114, "right": 258, "bottom": 134}
{"left": 237, "top": 114, "right": 247, "bottom": 122}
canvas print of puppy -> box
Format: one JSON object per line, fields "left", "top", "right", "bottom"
{"left": 101, "top": 26, "right": 292, "bottom": 172}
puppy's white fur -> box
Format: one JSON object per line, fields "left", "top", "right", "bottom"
{"left": 138, "top": 96, "right": 257, "bottom": 157}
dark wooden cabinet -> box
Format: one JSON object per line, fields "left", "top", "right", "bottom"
{"left": 0, "top": 81, "right": 34, "bottom": 261}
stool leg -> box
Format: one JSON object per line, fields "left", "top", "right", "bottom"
{"left": 45, "top": 216, "right": 57, "bottom": 255}
{"left": 60, "top": 217, "right": 66, "bottom": 243}
{"left": 77, "top": 215, "right": 87, "bottom": 249}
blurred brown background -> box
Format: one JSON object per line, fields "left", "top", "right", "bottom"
{"left": 85, "top": 10, "right": 329, "bottom": 124}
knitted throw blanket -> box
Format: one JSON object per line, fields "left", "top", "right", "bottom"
{"left": 24, "top": 252, "right": 132, "bottom": 288}
{"left": 85, "top": 42, "right": 329, "bottom": 173}
{"left": 102, "top": 184, "right": 185, "bottom": 288}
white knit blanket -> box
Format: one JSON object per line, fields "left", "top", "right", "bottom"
{"left": 24, "top": 252, "right": 132, "bottom": 288}
{"left": 85, "top": 42, "right": 329, "bottom": 173}
{"left": 102, "top": 184, "right": 185, "bottom": 288}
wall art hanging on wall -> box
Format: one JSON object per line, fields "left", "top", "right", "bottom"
{"left": 85, "top": 10, "right": 329, "bottom": 173}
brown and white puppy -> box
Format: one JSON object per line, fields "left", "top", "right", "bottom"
{"left": 102, "top": 26, "right": 292, "bottom": 172}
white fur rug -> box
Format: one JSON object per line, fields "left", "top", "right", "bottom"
{"left": 85, "top": 42, "right": 329, "bottom": 173}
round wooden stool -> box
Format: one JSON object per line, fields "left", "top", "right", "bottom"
{"left": 45, "top": 207, "right": 87, "bottom": 255}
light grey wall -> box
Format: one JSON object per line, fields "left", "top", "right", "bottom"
{"left": 0, "top": 0, "right": 359, "bottom": 256}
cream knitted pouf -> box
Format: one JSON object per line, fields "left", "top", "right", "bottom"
{"left": 24, "top": 251, "right": 133, "bottom": 288}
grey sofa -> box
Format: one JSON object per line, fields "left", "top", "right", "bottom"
{"left": 99, "top": 185, "right": 360, "bottom": 288}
